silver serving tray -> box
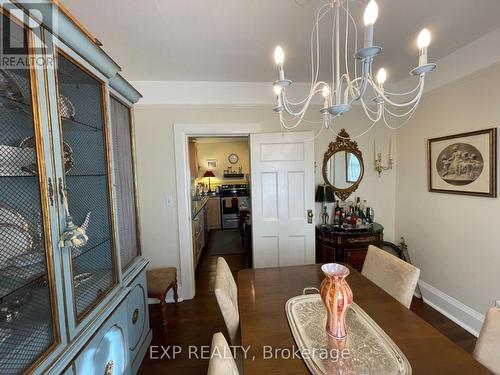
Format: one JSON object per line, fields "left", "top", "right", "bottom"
{"left": 285, "top": 294, "right": 412, "bottom": 375}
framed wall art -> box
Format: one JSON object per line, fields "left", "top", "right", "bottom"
{"left": 428, "top": 128, "right": 497, "bottom": 197}
{"left": 207, "top": 159, "right": 218, "bottom": 169}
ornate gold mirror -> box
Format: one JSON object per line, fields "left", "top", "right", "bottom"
{"left": 322, "top": 129, "right": 364, "bottom": 201}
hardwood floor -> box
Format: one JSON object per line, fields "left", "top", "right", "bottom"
{"left": 138, "top": 231, "right": 477, "bottom": 374}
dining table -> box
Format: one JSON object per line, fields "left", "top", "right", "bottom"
{"left": 237, "top": 264, "right": 491, "bottom": 374}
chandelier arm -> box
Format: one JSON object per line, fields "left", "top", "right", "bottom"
{"left": 370, "top": 76, "right": 425, "bottom": 107}
{"left": 281, "top": 83, "right": 329, "bottom": 123}
{"left": 341, "top": 1, "right": 360, "bottom": 81}
{"left": 359, "top": 97, "right": 383, "bottom": 122}
{"left": 281, "top": 81, "right": 329, "bottom": 116}
{"left": 280, "top": 112, "right": 324, "bottom": 125}
{"left": 327, "top": 119, "right": 378, "bottom": 140}
{"left": 382, "top": 99, "right": 420, "bottom": 130}
{"left": 284, "top": 4, "right": 331, "bottom": 107}
{"left": 383, "top": 80, "right": 422, "bottom": 96}
{"left": 351, "top": 60, "right": 371, "bottom": 101}
{"left": 383, "top": 98, "right": 420, "bottom": 118}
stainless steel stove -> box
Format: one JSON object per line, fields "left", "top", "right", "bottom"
{"left": 220, "top": 184, "right": 250, "bottom": 229}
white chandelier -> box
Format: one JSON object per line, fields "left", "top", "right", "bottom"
{"left": 272, "top": 0, "right": 436, "bottom": 133}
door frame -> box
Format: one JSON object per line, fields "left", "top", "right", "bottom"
{"left": 174, "top": 123, "right": 261, "bottom": 300}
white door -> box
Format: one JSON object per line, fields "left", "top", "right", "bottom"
{"left": 250, "top": 131, "right": 315, "bottom": 268}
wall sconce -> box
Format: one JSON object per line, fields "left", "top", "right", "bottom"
{"left": 374, "top": 139, "right": 393, "bottom": 177}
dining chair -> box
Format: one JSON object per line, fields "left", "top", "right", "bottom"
{"left": 473, "top": 307, "right": 500, "bottom": 374}
{"left": 207, "top": 332, "right": 240, "bottom": 375}
{"left": 361, "top": 245, "right": 420, "bottom": 309}
{"left": 214, "top": 257, "right": 240, "bottom": 346}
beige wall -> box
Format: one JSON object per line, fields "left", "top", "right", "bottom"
{"left": 395, "top": 62, "right": 500, "bottom": 315}
{"left": 134, "top": 105, "right": 396, "bottom": 284}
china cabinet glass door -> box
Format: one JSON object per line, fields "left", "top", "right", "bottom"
{"left": 0, "top": 13, "right": 58, "bottom": 373}
{"left": 109, "top": 95, "right": 141, "bottom": 271}
{"left": 55, "top": 52, "right": 118, "bottom": 321}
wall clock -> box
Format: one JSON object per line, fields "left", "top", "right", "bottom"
{"left": 228, "top": 153, "right": 239, "bottom": 164}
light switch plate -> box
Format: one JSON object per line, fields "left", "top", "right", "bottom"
{"left": 166, "top": 195, "right": 173, "bottom": 207}
{"left": 495, "top": 300, "right": 500, "bottom": 308}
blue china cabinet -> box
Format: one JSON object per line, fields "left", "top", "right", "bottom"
{"left": 0, "top": 2, "right": 150, "bottom": 374}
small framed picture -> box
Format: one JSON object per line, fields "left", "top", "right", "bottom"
{"left": 207, "top": 159, "right": 217, "bottom": 169}
{"left": 428, "top": 128, "right": 497, "bottom": 197}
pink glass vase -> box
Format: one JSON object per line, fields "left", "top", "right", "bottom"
{"left": 320, "top": 263, "right": 353, "bottom": 338}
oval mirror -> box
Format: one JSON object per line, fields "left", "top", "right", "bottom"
{"left": 322, "top": 129, "right": 364, "bottom": 201}
{"left": 325, "top": 151, "right": 362, "bottom": 189}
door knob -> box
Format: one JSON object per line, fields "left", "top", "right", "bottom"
{"left": 307, "top": 209, "right": 313, "bottom": 224}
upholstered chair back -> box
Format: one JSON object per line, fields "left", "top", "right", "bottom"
{"left": 207, "top": 332, "right": 240, "bottom": 375}
{"left": 362, "top": 245, "right": 420, "bottom": 309}
{"left": 214, "top": 257, "right": 240, "bottom": 346}
{"left": 474, "top": 307, "right": 500, "bottom": 374}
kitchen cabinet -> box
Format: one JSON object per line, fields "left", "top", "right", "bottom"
{"left": 207, "top": 196, "right": 221, "bottom": 229}
{"left": 189, "top": 140, "right": 199, "bottom": 179}
{"left": 192, "top": 199, "right": 210, "bottom": 269}
{"left": 0, "top": 3, "right": 149, "bottom": 373}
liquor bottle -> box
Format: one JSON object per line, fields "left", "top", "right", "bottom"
{"left": 350, "top": 210, "right": 357, "bottom": 227}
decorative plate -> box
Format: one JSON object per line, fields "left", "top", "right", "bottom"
{"left": 59, "top": 94, "right": 76, "bottom": 120}
{"left": 228, "top": 153, "right": 239, "bottom": 164}
{"left": 0, "top": 205, "right": 29, "bottom": 231}
{"left": 0, "top": 69, "right": 24, "bottom": 102}
{"left": 20, "top": 136, "right": 75, "bottom": 174}
{"left": 0, "top": 69, "right": 31, "bottom": 113}
{"left": 7, "top": 251, "right": 44, "bottom": 268}
{"left": 0, "top": 224, "right": 33, "bottom": 269}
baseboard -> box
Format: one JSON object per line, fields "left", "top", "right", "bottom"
{"left": 418, "top": 280, "right": 484, "bottom": 337}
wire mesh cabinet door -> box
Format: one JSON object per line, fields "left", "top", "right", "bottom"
{"left": 0, "top": 11, "right": 65, "bottom": 374}
{"left": 109, "top": 94, "right": 141, "bottom": 273}
{"left": 49, "top": 46, "right": 119, "bottom": 328}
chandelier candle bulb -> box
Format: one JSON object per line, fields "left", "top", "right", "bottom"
{"left": 322, "top": 86, "right": 330, "bottom": 109}
{"left": 417, "top": 29, "right": 431, "bottom": 66}
{"left": 274, "top": 46, "right": 285, "bottom": 80}
{"left": 363, "top": 0, "right": 378, "bottom": 48}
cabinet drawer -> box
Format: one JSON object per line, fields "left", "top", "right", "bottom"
{"left": 74, "top": 301, "right": 128, "bottom": 375}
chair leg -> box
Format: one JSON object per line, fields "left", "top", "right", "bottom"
{"left": 159, "top": 293, "right": 168, "bottom": 332}
{"left": 173, "top": 280, "right": 179, "bottom": 303}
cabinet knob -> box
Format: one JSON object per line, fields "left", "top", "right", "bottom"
{"left": 132, "top": 308, "right": 139, "bottom": 324}
{"left": 104, "top": 360, "right": 114, "bottom": 375}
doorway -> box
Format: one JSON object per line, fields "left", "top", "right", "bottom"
{"left": 188, "top": 136, "right": 252, "bottom": 279}
{"left": 174, "top": 123, "right": 261, "bottom": 300}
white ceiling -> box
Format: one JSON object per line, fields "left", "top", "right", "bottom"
{"left": 61, "top": 0, "right": 500, "bottom": 83}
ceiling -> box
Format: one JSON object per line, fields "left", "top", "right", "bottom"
{"left": 61, "top": 0, "right": 500, "bottom": 83}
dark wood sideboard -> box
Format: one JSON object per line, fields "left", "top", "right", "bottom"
{"left": 316, "top": 223, "right": 384, "bottom": 271}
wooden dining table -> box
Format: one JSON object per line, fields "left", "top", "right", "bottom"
{"left": 237, "top": 264, "right": 491, "bottom": 374}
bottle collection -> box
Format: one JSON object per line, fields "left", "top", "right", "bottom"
{"left": 333, "top": 197, "right": 375, "bottom": 229}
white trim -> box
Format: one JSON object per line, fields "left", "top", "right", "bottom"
{"left": 174, "top": 123, "right": 262, "bottom": 300}
{"left": 131, "top": 81, "right": 319, "bottom": 106}
{"left": 418, "top": 280, "right": 485, "bottom": 337}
